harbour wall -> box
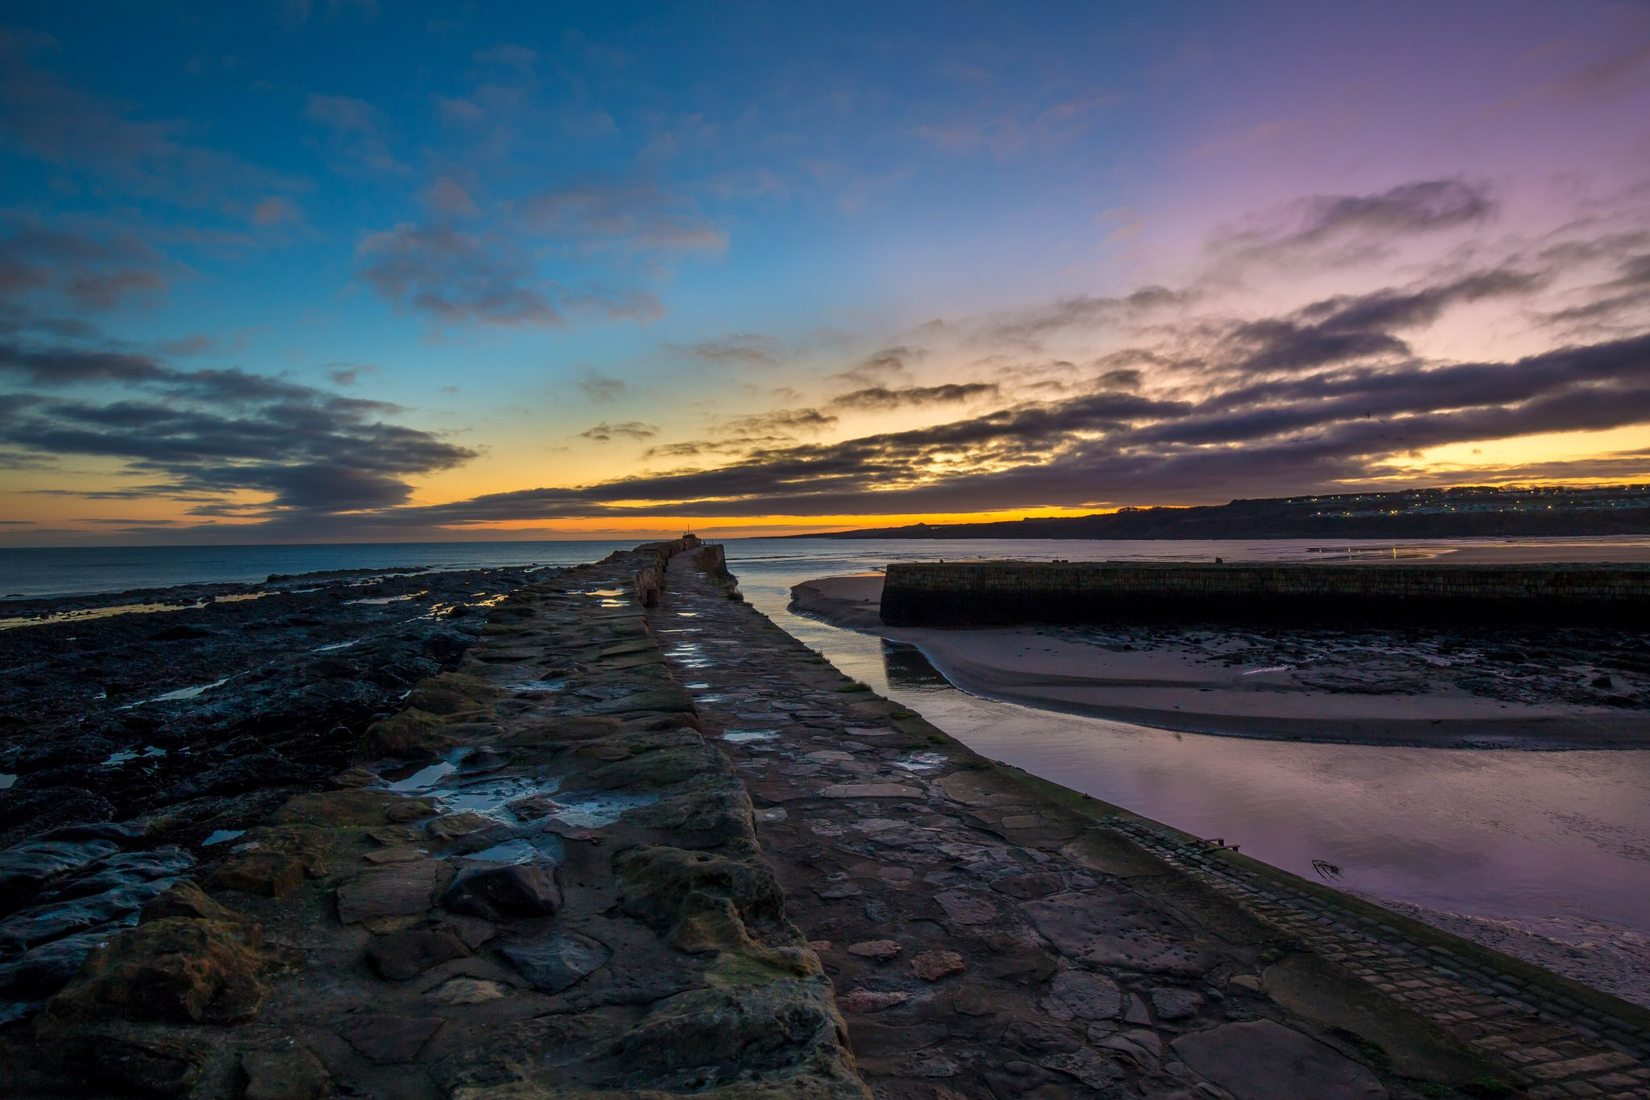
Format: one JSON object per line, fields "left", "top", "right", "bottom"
{"left": 879, "top": 560, "right": 1650, "bottom": 626}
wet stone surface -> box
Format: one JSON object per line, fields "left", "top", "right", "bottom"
{"left": 0, "top": 565, "right": 535, "bottom": 1024}
{"left": 652, "top": 549, "right": 1650, "bottom": 1100}
{"left": 0, "top": 543, "right": 867, "bottom": 1098}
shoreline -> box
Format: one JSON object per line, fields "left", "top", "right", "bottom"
{"left": 790, "top": 573, "right": 1650, "bottom": 750}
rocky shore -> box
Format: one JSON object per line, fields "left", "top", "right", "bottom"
{"left": 0, "top": 543, "right": 1646, "bottom": 1097}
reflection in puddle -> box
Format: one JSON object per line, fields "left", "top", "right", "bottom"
{"left": 462, "top": 838, "right": 543, "bottom": 865}
{"left": 0, "top": 591, "right": 270, "bottom": 633}
{"left": 387, "top": 761, "right": 459, "bottom": 792}
{"left": 544, "top": 790, "right": 659, "bottom": 828}
{"left": 507, "top": 678, "right": 567, "bottom": 695}
{"left": 0, "top": 773, "right": 16, "bottom": 789}
{"left": 893, "top": 752, "right": 948, "bottom": 772}
{"left": 344, "top": 590, "right": 427, "bottom": 606}
{"left": 722, "top": 728, "right": 780, "bottom": 743}
{"left": 313, "top": 639, "right": 359, "bottom": 653}
{"left": 881, "top": 642, "right": 952, "bottom": 690}
{"left": 202, "top": 829, "right": 245, "bottom": 846}
{"left": 103, "top": 745, "right": 167, "bottom": 766}
{"left": 120, "top": 676, "right": 233, "bottom": 708}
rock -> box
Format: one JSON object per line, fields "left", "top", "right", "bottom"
{"left": 847, "top": 939, "right": 903, "bottom": 961}
{"left": 1229, "top": 974, "right": 1264, "bottom": 993}
{"left": 500, "top": 930, "right": 611, "bottom": 993}
{"left": 44, "top": 917, "right": 267, "bottom": 1025}
{"left": 819, "top": 783, "right": 923, "bottom": 799}
{"left": 1171, "top": 1019, "right": 1388, "bottom": 1100}
{"left": 335, "top": 859, "right": 450, "bottom": 924}
{"left": 241, "top": 1048, "right": 329, "bottom": 1100}
{"left": 440, "top": 861, "right": 561, "bottom": 920}
{"left": 1150, "top": 986, "right": 1204, "bottom": 1020}
{"left": 1096, "top": 1028, "right": 1162, "bottom": 1071}
{"left": 0, "top": 836, "right": 123, "bottom": 910}
{"left": 362, "top": 845, "right": 426, "bottom": 865}
{"left": 1023, "top": 891, "right": 1211, "bottom": 976}
{"left": 340, "top": 1013, "right": 443, "bottom": 1064}
{"left": 77, "top": 1034, "right": 207, "bottom": 1096}
{"left": 615, "top": 846, "right": 785, "bottom": 933}
{"left": 0, "top": 928, "right": 112, "bottom": 1001}
{"left": 366, "top": 928, "right": 470, "bottom": 980}
{"left": 840, "top": 988, "right": 911, "bottom": 1013}
{"left": 426, "top": 812, "right": 498, "bottom": 840}
{"left": 991, "top": 871, "right": 1066, "bottom": 899}
{"left": 428, "top": 976, "right": 510, "bottom": 1005}
{"left": 933, "top": 889, "right": 996, "bottom": 926}
{"left": 140, "top": 881, "right": 237, "bottom": 924}
{"left": 1041, "top": 1048, "right": 1125, "bottom": 1091}
{"left": 1042, "top": 967, "right": 1123, "bottom": 1021}
{"left": 910, "top": 949, "right": 966, "bottom": 981}
{"left": 208, "top": 851, "right": 305, "bottom": 898}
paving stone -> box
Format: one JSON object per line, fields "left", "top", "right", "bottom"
{"left": 335, "top": 860, "right": 450, "bottom": 925}
{"left": 1172, "top": 1019, "right": 1388, "bottom": 1100}
{"left": 340, "top": 1014, "right": 443, "bottom": 1064}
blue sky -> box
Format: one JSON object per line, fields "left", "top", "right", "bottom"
{"left": 3, "top": 1, "right": 1650, "bottom": 542}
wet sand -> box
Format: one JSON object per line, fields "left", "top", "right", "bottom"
{"left": 791, "top": 571, "right": 1650, "bottom": 749}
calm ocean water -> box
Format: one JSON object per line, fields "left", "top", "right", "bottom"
{"left": 0, "top": 534, "right": 1490, "bottom": 600}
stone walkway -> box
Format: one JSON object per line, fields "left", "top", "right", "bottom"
{"left": 1109, "top": 819, "right": 1650, "bottom": 1099}
{"left": 656, "top": 549, "right": 1650, "bottom": 1100}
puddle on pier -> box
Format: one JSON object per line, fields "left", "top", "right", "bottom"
{"left": 722, "top": 728, "right": 781, "bottom": 743}
{"left": 505, "top": 678, "right": 568, "bottom": 696}
{"left": 893, "top": 751, "right": 949, "bottom": 772}
{"left": 103, "top": 745, "right": 168, "bottom": 766}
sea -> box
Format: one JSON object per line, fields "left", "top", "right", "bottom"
{"left": 0, "top": 533, "right": 1570, "bottom": 600}
{"left": 3, "top": 535, "right": 1649, "bottom": 996}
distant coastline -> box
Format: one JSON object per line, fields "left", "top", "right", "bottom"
{"left": 790, "top": 484, "right": 1650, "bottom": 540}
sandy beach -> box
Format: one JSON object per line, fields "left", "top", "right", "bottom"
{"left": 791, "top": 556, "right": 1650, "bottom": 749}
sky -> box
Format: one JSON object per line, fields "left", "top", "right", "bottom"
{"left": 3, "top": 0, "right": 1650, "bottom": 545}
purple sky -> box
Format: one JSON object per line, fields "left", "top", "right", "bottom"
{"left": 2, "top": 1, "right": 1649, "bottom": 542}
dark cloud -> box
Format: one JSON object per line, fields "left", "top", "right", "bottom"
{"left": 830, "top": 346, "right": 922, "bottom": 388}
{"left": 521, "top": 183, "right": 725, "bottom": 253}
{"left": 0, "top": 29, "right": 304, "bottom": 211}
{"left": 579, "top": 420, "right": 657, "bottom": 442}
{"left": 0, "top": 339, "right": 472, "bottom": 515}
{"left": 356, "top": 223, "right": 562, "bottom": 326}
{"left": 576, "top": 370, "right": 626, "bottom": 401}
{"left": 303, "top": 93, "right": 405, "bottom": 174}
{"left": 0, "top": 219, "right": 171, "bottom": 312}
{"left": 337, "top": 324, "right": 1650, "bottom": 527}
{"left": 829, "top": 382, "right": 999, "bottom": 410}
{"left": 664, "top": 333, "right": 783, "bottom": 368}
{"left": 981, "top": 286, "right": 1188, "bottom": 345}
{"left": 1212, "top": 180, "right": 1495, "bottom": 269}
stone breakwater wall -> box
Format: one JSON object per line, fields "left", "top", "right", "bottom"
{"left": 631, "top": 535, "right": 701, "bottom": 608}
{"left": 881, "top": 560, "right": 1650, "bottom": 626}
